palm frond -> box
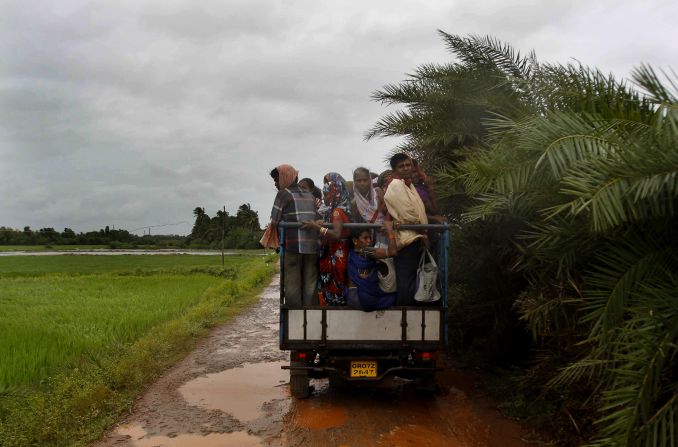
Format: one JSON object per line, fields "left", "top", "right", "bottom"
{"left": 591, "top": 313, "right": 678, "bottom": 446}
{"left": 551, "top": 141, "right": 678, "bottom": 232}
{"left": 438, "top": 31, "right": 535, "bottom": 80}
{"left": 631, "top": 64, "right": 678, "bottom": 105}
{"left": 581, "top": 232, "right": 678, "bottom": 339}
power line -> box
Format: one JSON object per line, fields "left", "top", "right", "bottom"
{"left": 129, "top": 221, "right": 191, "bottom": 232}
{"left": 1, "top": 221, "right": 191, "bottom": 233}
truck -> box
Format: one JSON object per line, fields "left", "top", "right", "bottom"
{"left": 278, "top": 222, "right": 450, "bottom": 398}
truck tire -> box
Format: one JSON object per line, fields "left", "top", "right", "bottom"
{"left": 290, "top": 371, "right": 310, "bottom": 398}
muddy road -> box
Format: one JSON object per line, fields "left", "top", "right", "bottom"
{"left": 95, "top": 275, "right": 531, "bottom": 447}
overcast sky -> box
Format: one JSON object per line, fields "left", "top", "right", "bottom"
{"left": 1, "top": 0, "right": 676, "bottom": 235}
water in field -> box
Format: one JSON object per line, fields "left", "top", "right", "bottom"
{"left": 0, "top": 249, "right": 258, "bottom": 256}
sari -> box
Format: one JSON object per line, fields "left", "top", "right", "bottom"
{"left": 317, "top": 173, "right": 352, "bottom": 306}
{"left": 348, "top": 249, "right": 396, "bottom": 311}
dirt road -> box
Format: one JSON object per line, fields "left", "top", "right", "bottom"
{"left": 95, "top": 275, "right": 531, "bottom": 447}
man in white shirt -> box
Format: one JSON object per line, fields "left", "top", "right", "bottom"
{"left": 383, "top": 153, "right": 428, "bottom": 305}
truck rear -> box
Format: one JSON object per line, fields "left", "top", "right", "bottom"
{"left": 278, "top": 223, "right": 449, "bottom": 398}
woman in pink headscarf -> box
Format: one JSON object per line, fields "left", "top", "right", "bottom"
{"left": 260, "top": 164, "right": 299, "bottom": 248}
{"left": 262, "top": 164, "right": 320, "bottom": 307}
{"left": 274, "top": 164, "right": 299, "bottom": 190}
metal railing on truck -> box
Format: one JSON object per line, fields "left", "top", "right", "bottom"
{"left": 277, "top": 222, "right": 451, "bottom": 350}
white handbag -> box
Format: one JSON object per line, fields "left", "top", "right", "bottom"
{"left": 377, "top": 258, "right": 396, "bottom": 293}
{"left": 414, "top": 249, "right": 441, "bottom": 302}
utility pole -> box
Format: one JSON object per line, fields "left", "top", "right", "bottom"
{"left": 221, "top": 205, "right": 226, "bottom": 266}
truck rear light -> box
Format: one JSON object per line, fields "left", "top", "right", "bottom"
{"left": 415, "top": 351, "right": 436, "bottom": 362}
{"left": 292, "top": 351, "right": 308, "bottom": 362}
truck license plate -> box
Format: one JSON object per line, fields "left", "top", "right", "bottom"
{"left": 350, "top": 360, "right": 377, "bottom": 378}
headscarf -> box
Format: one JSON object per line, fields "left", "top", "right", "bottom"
{"left": 318, "top": 172, "right": 351, "bottom": 221}
{"left": 276, "top": 164, "right": 298, "bottom": 190}
{"left": 354, "top": 178, "right": 384, "bottom": 224}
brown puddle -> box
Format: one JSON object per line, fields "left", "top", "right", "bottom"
{"left": 294, "top": 400, "right": 348, "bottom": 429}
{"left": 116, "top": 424, "right": 261, "bottom": 447}
{"left": 179, "top": 361, "right": 289, "bottom": 423}
{"left": 381, "top": 424, "right": 462, "bottom": 447}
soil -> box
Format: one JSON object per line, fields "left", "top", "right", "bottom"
{"left": 94, "top": 275, "right": 534, "bottom": 447}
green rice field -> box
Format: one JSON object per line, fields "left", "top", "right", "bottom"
{"left": 2, "top": 274, "right": 224, "bottom": 388}
{"left": 0, "top": 252, "right": 254, "bottom": 276}
{"left": 0, "top": 253, "right": 276, "bottom": 446}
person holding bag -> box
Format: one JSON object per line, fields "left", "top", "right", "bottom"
{"left": 383, "top": 153, "right": 429, "bottom": 306}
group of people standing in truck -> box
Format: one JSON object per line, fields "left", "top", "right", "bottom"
{"left": 261, "top": 153, "right": 441, "bottom": 311}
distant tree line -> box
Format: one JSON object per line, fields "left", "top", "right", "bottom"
{"left": 0, "top": 225, "right": 185, "bottom": 248}
{"left": 0, "top": 203, "right": 263, "bottom": 249}
{"left": 188, "top": 203, "right": 262, "bottom": 249}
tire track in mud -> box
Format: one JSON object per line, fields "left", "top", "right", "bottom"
{"left": 94, "top": 274, "right": 532, "bottom": 447}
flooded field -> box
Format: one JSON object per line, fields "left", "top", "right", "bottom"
{"left": 95, "top": 275, "right": 531, "bottom": 447}
{"left": 0, "top": 249, "right": 256, "bottom": 256}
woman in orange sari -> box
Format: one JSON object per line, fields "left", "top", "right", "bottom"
{"left": 303, "top": 172, "right": 351, "bottom": 306}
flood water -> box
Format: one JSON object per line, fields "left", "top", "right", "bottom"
{"left": 0, "top": 249, "right": 258, "bottom": 256}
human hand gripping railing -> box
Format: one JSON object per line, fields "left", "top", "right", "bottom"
{"left": 277, "top": 222, "right": 451, "bottom": 230}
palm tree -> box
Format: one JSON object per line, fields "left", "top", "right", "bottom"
{"left": 192, "top": 207, "right": 205, "bottom": 220}
{"left": 368, "top": 33, "right": 677, "bottom": 446}
{"left": 236, "top": 203, "right": 261, "bottom": 231}
{"left": 191, "top": 207, "right": 210, "bottom": 240}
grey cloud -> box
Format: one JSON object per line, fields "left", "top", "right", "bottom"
{"left": 1, "top": 0, "right": 676, "bottom": 234}
{"left": 137, "top": 1, "right": 285, "bottom": 42}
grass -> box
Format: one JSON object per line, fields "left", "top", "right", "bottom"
{"left": 0, "top": 253, "right": 278, "bottom": 447}
{"left": 0, "top": 274, "right": 222, "bottom": 388}
{"left": 0, "top": 253, "right": 255, "bottom": 276}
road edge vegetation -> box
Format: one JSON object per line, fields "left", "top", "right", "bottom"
{"left": 0, "top": 255, "right": 277, "bottom": 447}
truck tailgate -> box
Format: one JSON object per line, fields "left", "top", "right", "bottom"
{"left": 280, "top": 307, "right": 444, "bottom": 350}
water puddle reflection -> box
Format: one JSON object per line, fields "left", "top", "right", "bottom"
{"left": 179, "top": 361, "right": 289, "bottom": 423}
{"left": 116, "top": 424, "right": 261, "bottom": 447}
